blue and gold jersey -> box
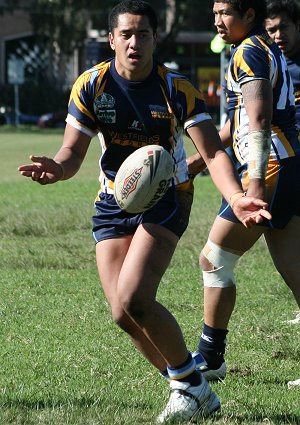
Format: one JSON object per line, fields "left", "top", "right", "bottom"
{"left": 286, "top": 49, "right": 300, "bottom": 129}
{"left": 67, "top": 59, "right": 211, "bottom": 193}
{"left": 224, "top": 26, "right": 300, "bottom": 171}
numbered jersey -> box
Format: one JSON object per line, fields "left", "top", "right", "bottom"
{"left": 66, "top": 59, "right": 211, "bottom": 193}
{"left": 224, "top": 26, "right": 300, "bottom": 168}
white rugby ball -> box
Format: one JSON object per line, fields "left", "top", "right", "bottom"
{"left": 114, "top": 145, "right": 173, "bottom": 213}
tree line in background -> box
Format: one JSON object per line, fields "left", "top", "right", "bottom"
{"left": 1, "top": 0, "right": 214, "bottom": 57}
{"left": 0, "top": 0, "right": 214, "bottom": 119}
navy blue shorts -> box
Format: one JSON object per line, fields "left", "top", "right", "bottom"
{"left": 219, "top": 155, "right": 300, "bottom": 229}
{"left": 92, "top": 184, "right": 193, "bottom": 243}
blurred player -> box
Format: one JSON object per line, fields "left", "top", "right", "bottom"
{"left": 266, "top": 0, "right": 300, "bottom": 129}
{"left": 188, "top": 0, "right": 300, "bottom": 381}
{"left": 18, "top": 1, "right": 271, "bottom": 421}
{"left": 265, "top": 0, "right": 300, "bottom": 324}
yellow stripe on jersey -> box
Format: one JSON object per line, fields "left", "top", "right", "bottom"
{"left": 233, "top": 48, "right": 254, "bottom": 79}
{"left": 69, "top": 75, "right": 96, "bottom": 122}
{"left": 271, "top": 125, "right": 296, "bottom": 157}
{"left": 159, "top": 83, "right": 176, "bottom": 151}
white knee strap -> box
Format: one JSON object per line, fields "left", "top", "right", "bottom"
{"left": 202, "top": 240, "right": 240, "bottom": 288}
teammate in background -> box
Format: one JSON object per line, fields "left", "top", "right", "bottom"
{"left": 265, "top": 0, "right": 300, "bottom": 324}
{"left": 188, "top": 0, "right": 300, "bottom": 382}
{"left": 266, "top": 0, "right": 300, "bottom": 129}
{"left": 18, "top": 1, "right": 271, "bottom": 422}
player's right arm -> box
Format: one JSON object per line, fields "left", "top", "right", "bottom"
{"left": 18, "top": 124, "right": 92, "bottom": 185}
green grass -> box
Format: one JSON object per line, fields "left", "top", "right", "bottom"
{"left": 0, "top": 128, "right": 299, "bottom": 424}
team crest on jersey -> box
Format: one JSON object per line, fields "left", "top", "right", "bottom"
{"left": 95, "top": 93, "right": 115, "bottom": 108}
{"left": 94, "top": 93, "right": 116, "bottom": 122}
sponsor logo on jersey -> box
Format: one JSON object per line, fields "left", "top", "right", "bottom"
{"left": 109, "top": 130, "right": 160, "bottom": 145}
{"left": 150, "top": 110, "right": 173, "bottom": 119}
{"left": 129, "top": 120, "right": 144, "bottom": 131}
{"left": 149, "top": 105, "right": 172, "bottom": 119}
{"left": 96, "top": 110, "right": 116, "bottom": 123}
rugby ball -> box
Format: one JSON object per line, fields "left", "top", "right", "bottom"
{"left": 114, "top": 145, "right": 173, "bottom": 213}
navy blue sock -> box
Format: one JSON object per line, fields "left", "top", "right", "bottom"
{"left": 198, "top": 323, "right": 228, "bottom": 369}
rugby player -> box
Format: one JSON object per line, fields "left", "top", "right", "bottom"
{"left": 188, "top": 0, "right": 300, "bottom": 381}
{"left": 19, "top": 1, "right": 271, "bottom": 421}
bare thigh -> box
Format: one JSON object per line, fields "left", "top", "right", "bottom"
{"left": 117, "top": 223, "right": 178, "bottom": 304}
{"left": 264, "top": 215, "right": 300, "bottom": 281}
{"left": 208, "top": 216, "right": 265, "bottom": 254}
{"left": 96, "top": 235, "right": 132, "bottom": 311}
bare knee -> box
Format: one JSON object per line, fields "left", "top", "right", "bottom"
{"left": 121, "top": 297, "right": 149, "bottom": 324}
{"left": 111, "top": 307, "right": 129, "bottom": 331}
{"left": 110, "top": 301, "right": 146, "bottom": 336}
{"left": 274, "top": 259, "right": 300, "bottom": 289}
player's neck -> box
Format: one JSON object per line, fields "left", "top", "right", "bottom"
{"left": 114, "top": 59, "right": 154, "bottom": 82}
{"left": 286, "top": 41, "right": 300, "bottom": 59}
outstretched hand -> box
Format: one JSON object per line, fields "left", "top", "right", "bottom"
{"left": 233, "top": 196, "right": 272, "bottom": 228}
{"left": 18, "top": 155, "right": 64, "bottom": 185}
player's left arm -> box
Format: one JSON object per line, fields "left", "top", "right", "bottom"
{"left": 241, "top": 79, "right": 273, "bottom": 200}
{"left": 186, "top": 118, "right": 232, "bottom": 177}
{"left": 187, "top": 120, "right": 240, "bottom": 198}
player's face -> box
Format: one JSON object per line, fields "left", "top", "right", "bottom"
{"left": 109, "top": 13, "right": 156, "bottom": 81}
{"left": 213, "top": 2, "right": 255, "bottom": 45}
{"left": 265, "top": 13, "right": 300, "bottom": 58}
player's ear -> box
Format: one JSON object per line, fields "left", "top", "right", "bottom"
{"left": 109, "top": 32, "right": 115, "bottom": 50}
{"left": 244, "top": 7, "right": 255, "bottom": 25}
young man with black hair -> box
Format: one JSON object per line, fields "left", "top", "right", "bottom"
{"left": 19, "top": 1, "right": 272, "bottom": 421}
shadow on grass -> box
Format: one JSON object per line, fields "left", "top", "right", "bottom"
{"left": 224, "top": 414, "right": 300, "bottom": 424}
{"left": 0, "top": 398, "right": 151, "bottom": 410}
{"left": 0, "top": 400, "right": 298, "bottom": 424}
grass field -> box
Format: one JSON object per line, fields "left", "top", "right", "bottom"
{"left": 0, "top": 128, "right": 299, "bottom": 425}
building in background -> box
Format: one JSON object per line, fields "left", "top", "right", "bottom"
{"left": 0, "top": 1, "right": 223, "bottom": 123}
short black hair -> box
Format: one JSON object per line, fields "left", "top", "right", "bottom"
{"left": 213, "top": 0, "right": 267, "bottom": 24}
{"left": 108, "top": 0, "right": 158, "bottom": 34}
{"left": 266, "top": 0, "right": 300, "bottom": 25}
